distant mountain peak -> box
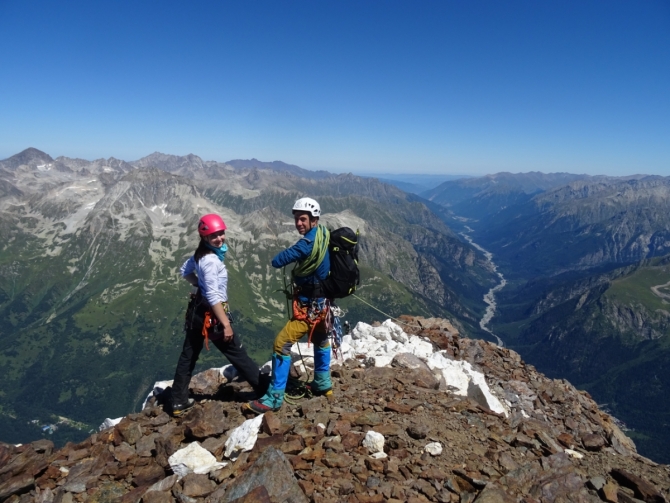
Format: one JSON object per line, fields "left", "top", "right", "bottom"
{"left": 1, "top": 147, "right": 54, "bottom": 169}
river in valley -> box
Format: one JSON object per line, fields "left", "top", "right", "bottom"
{"left": 460, "top": 226, "right": 507, "bottom": 347}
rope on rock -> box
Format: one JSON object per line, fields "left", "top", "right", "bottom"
{"left": 350, "top": 293, "right": 423, "bottom": 329}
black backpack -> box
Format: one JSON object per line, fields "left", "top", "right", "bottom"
{"left": 322, "top": 227, "right": 360, "bottom": 299}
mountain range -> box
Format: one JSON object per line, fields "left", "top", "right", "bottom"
{"left": 425, "top": 172, "right": 670, "bottom": 463}
{"left": 3, "top": 148, "right": 670, "bottom": 464}
{"left": 0, "top": 148, "right": 496, "bottom": 448}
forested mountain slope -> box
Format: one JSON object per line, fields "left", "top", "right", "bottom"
{"left": 0, "top": 148, "right": 496, "bottom": 445}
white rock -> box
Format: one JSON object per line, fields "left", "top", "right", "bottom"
{"left": 224, "top": 414, "right": 264, "bottom": 458}
{"left": 373, "top": 355, "right": 395, "bottom": 368}
{"left": 424, "top": 442, "right": 443, "bottom": 456}
{"left": 426, "top": 351, "right": 507, "bottom": 417}
{"left": 168, "top": 442, "right": 226, "bottom": 479}
{"left": 370, "top": 451, "right": 388, "bottom": 459}
{"left": 371, "top": 326, "right": 392, "bottom": 341}
{"left": 98, "top": 417, "right": 122, "bottom": 431}
{"left": 362, "top": 430, "right": 385, "bottom": 454}
{"left": 407, "top": 335, "right": 434, "bottom": 358}
{"left": 565, "top": 449, "right": 584, "bottom": 459}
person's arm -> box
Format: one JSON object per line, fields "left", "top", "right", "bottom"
{"left": 210, "top": 302, "right": 233, "bottom": 341}
{"left": 180, "top": 257, "right": 199, "bottom": 286}
{"left": 271, "top": 237, "right": 312, "bottom": 268}
{"left": 198, "top": 256, "right": 234, "bottom": 340}
{"left": 183, "top": 273, "right": 198, "bottom": 287}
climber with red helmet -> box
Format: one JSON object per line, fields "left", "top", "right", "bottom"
{"left": 245, "top": 197, "right": 333, "bottom": 414}
{"left": 170, "top": 213, "right": 266, "bottom": 416}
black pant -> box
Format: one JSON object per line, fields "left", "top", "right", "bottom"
{"left": 171, "top": 326, "right": 261, "bottom": 405}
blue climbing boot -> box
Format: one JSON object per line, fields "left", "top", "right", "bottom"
{"left": 307, "top": 346, "right": 333, "bottom": 397}
{"left": 244, "top": 353, "right": 291, "bottom": 414}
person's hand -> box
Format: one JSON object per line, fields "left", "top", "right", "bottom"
{"left": 223, "top": 325, "right": 234, "bottom": 341}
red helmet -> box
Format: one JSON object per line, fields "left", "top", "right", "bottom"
{"left": 198, "top": 214, "right": 227, "bottom": 237}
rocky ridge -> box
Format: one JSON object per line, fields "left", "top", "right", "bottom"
{"left": 1, "top": 316, "right": 668, "bottom": 503}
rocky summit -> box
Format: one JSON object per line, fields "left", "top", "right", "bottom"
{"left": 1, "top": 317, "right": 669, "bottom": 503}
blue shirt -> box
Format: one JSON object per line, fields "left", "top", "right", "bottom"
{"left": 272, "top": 226, "right": 330, "bottom": 297}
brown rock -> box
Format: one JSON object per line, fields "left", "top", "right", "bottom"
{"left": 228, "top": 485, "right": 272, "bottom": 503}
{"left": 300, "top": 396, "right": 329, "bottom": 418}
{"left": 413, "top": 368, "right": 439, "bottom": 389}
{"left": 407, "top": 424, "right": 429, "bottom": 440}
{"left": 298, "top": 480, "right": 315, "bottom": 498}
{"left": 327, "top": 419, "right": 351, "bottom": 436}
{"left": 279, "top": 439, "right": 303, "bottom": 457}
{"left": 181, "top": 473, "right": 216, "bottom": 497}
{"left": 86, "top": 481, "right": 126, "bottom": 503}
{"left": 113, "top": 442, "right": 136, "bottom": 463}
{"left": 375, "top": 423, "right": 403, "bottom": 436}
{"left": 182, "top": 401, "right": 228, "bottom": 439}
{"left": 136, "top": 433, "right": 159, "bottom": 457}
{"left": 131, "top": 461, "right": 164, "bottom": 487}
{"left": 354, "top": 411, "right": 382, "bottom": 426}
{"left": 497, "top": 452, "right": 518, "bottom": 473}
{"left": 322, "top": 452, "right": 354, "bottom": 468}
{"left": 473, "top": 483, "right": 516, "bottom": 503}
{"left": 261, "top": 411, "right": 282, "bottom": 435}
{"left": 0, "top": 472, "right": 34, "bottom": 501}
{"left": 341, "top": 432, "right": 365, "bottom": 450}
{"left": 611, "top": 469, "right": 665, "bottom": 503}
{"left": 142, "top": 490, "right": 174, "bottom": 503}
{"left": 556, "top": 432, "right": 577, "bottom": 449}
{"left": 120, "top": 484, "right": 150, "bottom": 503}
{"left": 31, "top": 439, "right": 54, "bottom": 456}
{"left": 582, "top": 433, "right": 606, "bottom": 451}
{"left": 190, "top": 368, "right": 225, "bottom": 395}
{"left": 146, "top": 475, "right": 179, "bottom": 493}
{"left": 116, "top": 420, "right": 143, "bottom": 446}
{"left": 200, "top": 436, "right": 226, "bottom": 458}
{"left": 150, "top": 412, "right": 170, "bottom": 427}
{"left": 384, "top": 402, "right": 412, "bottom": 414}
{"left": 365, "top": 458, "right": 385, "bottom": 473}
{"left": 602, "top": 481, "right": 619, "bottom": 503}
{"left": 223, "top": 447, "right": 308, "bottom": 503}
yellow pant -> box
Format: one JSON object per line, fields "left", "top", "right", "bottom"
{"left": 274, "top": 318, "right": 330, "bottom": 355}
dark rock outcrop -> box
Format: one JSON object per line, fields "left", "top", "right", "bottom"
{"left": 2, "top": 316, "right": 669, "bottom": 503}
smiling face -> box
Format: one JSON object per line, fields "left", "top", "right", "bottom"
{"left": 204, "top": 229, "right": 226, "bottom": 248}
{"left": 293, "top": 211, "right": 318, "bottom": 235}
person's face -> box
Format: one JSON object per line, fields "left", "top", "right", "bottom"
{"left": 294, "top": 212, "right": 317, "bottom": 235}
{"left": 205, "top": 230, "right": 226, "bottom": 248}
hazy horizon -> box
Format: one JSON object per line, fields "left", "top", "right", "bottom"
{"left": 1, "top": 1, "right": 668, "bottom": 177}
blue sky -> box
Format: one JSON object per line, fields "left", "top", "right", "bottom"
{"left": 1, "top": 1, "right": 668, "bottom": 176}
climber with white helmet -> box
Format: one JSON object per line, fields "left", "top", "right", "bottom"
{"left": 245, "top": 197, "right": 333, "bottom": 414}
{"left": 170, "top": 213, "right": 266, "bottom": 416}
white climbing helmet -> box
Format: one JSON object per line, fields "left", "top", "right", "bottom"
{"left": 292, "top": 197, "right": 321, "bottom": 218}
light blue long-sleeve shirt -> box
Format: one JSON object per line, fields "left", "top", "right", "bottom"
{"left": 180, "top": 254, "right": 228, "bottom": 306}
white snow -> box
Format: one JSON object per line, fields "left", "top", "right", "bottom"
{"left": 98, "top": 417, "right": 122, "bottom": 431}
{"left": 293, "top": 319, "right": 507, "bottom": 417}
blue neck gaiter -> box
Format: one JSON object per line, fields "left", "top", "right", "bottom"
{"left": 205, "top": 242, "right": 228, "bottom": 262}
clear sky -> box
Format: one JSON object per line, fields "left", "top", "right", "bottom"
{"left": 1, "top": 1, "right": 668, "bottom": 176}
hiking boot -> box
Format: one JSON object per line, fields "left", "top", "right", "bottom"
{"left": 306, "top": 369, "right": 333, "bottom": 397}
{"left": 305, "top": 383, "right": 333, "bottom": 397}
{"left": 243, "top": 390, "right": 284, "bottom": 414}
{"left": 172, "top": 398, "right": 195, "bottom": 417}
